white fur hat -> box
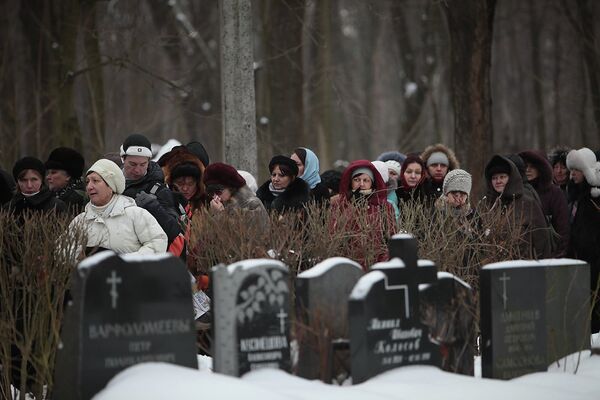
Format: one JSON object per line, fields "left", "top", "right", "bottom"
{"left": 237, "top": 170, "right": 258, "bottom": 193}
{"left": 371, "top": 161, "right": 389, "bottom": 184}
{"left": 566, "top": 147, "right": 600, "bottom": 197}
{"left": 87, "top": 159, "right": 126, "bottom": 194}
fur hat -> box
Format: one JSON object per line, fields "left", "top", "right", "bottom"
{"left": 13, "top": 157, "right": 46, "bottom": 181}
{"left": 320, "top": 169, "right": 342, "bottom": 194}
{"left": 170, "top": 163, "right": 202, "bottom": 182}
{"left": 120, "top": 134, "right": 153, "bottom": 158}
{"left": 269, "top": 155, "right": 299, "bottom": 177}
{"left": 203, "top": 162, "right": 246, "bottom": 189}
{"left": 87, "top": 159, "right": 126, "bottom": 194}
{"left": 45, "top": 147, "right": 85, "bottom": 179}
{"left": 548, "top": 146, "right": 570, "bottom": 167}
{"left": 384, "top": 160, "right": 401, "bottom": 176}
{"left": 371, "top": 161, "right": 389, "bottom": 183}
{"left": 443, "top": 169, "right": 472, "bottom": 195}
{"left": 566, "top": 147, "right": 600, "bottom": 197}
{"left": 238, "top": 170, "right": 258, "bottom": 193}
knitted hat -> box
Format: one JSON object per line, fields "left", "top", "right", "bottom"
{"left": 377, "top": 151, "right": 407, "bottom": 165}
{"left": 203, "top": 162, "right": 246, "bottom": 189}
{"left": 186, "top": 141, "right": 210, "bottom": 167}
{"left": 371, "top": 161, "right": 389, "bottom": 183}
{"left": 120, "top": 134, "right": 153, "bottom": 158}
{"left": 384, "top": 160, "right": 401, "bottom": 176}
{"left": 351, "top": 167, "right": 374, "bottom": 183}
{"left": 87, "top": 159, "right": 126, "bottom": 194}
{"left": 566, "top": 147, "right": 600, "bottom": 196}
{"left": 45, "top": 147, "right": 85, "bottom": 179}
{"left": 443, "top": 169, "right": 472, "bottom": 195}
{"left": 238, "top": 170, "right": 258, "bottom": 192}
{"left": 13, "top": 157, "right": 46, "bottom": 181}
{"left": 426, "top": 151, "right": 449, "bottom": 167}
{"left": 269, "top": 155, "right": 299, "bottom": 177}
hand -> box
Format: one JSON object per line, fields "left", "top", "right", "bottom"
{"left": 135, "top": 191, "right": 159, "bottom": 209}
{"left": 210, "top": 195, "right": 224, "bottom": 212}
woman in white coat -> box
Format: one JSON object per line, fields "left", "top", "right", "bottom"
{"left": 70, "top": 159, "right": 167, "bottom": 256}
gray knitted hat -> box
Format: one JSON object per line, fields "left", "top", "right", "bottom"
{"left": 443, "top": 169, "right": 472, "bottom": 195}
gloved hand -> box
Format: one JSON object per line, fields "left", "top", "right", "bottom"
{"left": 135, "top": 191, "right": 159, "bottom": 209}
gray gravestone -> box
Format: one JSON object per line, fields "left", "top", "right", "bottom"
{"left": 211, "top": 259, "right": 291, "bottom": 376}
{"left": 480, "top": 259, "right": 590, "bottom": 380}
{"left": 420, "top": 272, "right": 476, "bottom": 375}
{"left": 295, "top": 257, "right": 364, "bottom": 381}
{"left": 53, "top": 252, "right": 197, "bottom": 400}
{"left": 349, "top": 257, "right": 441, "bottom": 384}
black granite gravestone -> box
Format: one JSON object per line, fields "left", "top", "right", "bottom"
{"left": 295, "top": 257, "right": 364, "bottom": 381}
{"left": 349, "top": 257, "right": 441, "bottom": 384}
{"left": 420, "top": 272, "right": 476, "bottom": 375}
{"left": 53, "top": 252, "right": 197, "bottom": 400}
{"left": 480, "top": 259, "right": 590, "bottom": 380}
{"left": 211, "top": 259, "right": 291, "bottom": 376}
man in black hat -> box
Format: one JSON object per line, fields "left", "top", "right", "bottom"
{"left": 120, "top": 133, "right": 186, "bottom": 257}
{"left": 45, "top": 147, "right": 87, "bottom": 212}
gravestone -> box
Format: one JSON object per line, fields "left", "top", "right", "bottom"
{"left": 349, "top": 257, "right": 441, "bottom": 384}
{"left": 420, "top": 272, "right": 476, "bottom": 375}
{"left": 295, "top": 257, "right": 364, "bottom": 381}
{"left": 211, "top": 259, "right": 291, "bottom": 376}
{"left": 480, "top": 259, "right": 590, "bottom": 380}
{"left": 53, "top": 252, "right": 197, "bottom": 400}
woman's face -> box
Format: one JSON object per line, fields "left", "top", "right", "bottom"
{"left": 290, "top": 153, "right": 305, "bottom": 177}
{"left": 46, "top": 169, "right": 70, "bottom": 191}
{"left": 491, "top": 173, "right": 509, "bottom": 193}
{"left": 403, "top": 162, "right": 422, "bottom": 188}
{"left": 525, "top": 163, "right": 539, "bottom": 181}
{"left": 86, "top": 172, "right": 113, "bottom": 206}
{"left": 173, "top": 176, "right": 198, "bottom": 200}
{"left": 570, "top": 169, "right": 584, "bottom": 184}
{"left": 271, "top": 165, "right": 292, "bottom": 190}
{"left": 351, "top": 173, "right": 373, "bottom": 191}
{"left": 18, "top": 169, "right": 43, "bottom": 195}
{"left": 553, "top": 162, "right": 568, "bottom": 185}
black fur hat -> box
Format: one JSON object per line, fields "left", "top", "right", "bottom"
{"left": 45, "top": 147, "right": 85, "bottom": 178}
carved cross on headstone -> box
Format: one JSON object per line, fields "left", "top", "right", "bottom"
{"left": 277, "top": 308, "right": 288, "bottom": 334}
{"left": 383, "top": 234, "right": 437, "bottom": 320}
{"left": 499, "top": 272, "right": 510, "bottom": 310}
{"left": 106, "top": 270, "right": 122, "bottom": 309}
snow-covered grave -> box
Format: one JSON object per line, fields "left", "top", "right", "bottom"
{"left": 53, "top": 252, "right": 197, "bottom": 399}
{"left": 480, "top": 259, "right": 590, "bottom": 379}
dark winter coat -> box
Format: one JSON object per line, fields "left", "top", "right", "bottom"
{"left": 567, "top": 180, "right": 600, "bottom": 333}
{"left": 519, "top": 150, "right": 570, "bottom": 257}
{"left": 0, "top": 168, "right": 15, "bottom": 205}
{"left": 123, "top": 161, "right": 183, "bottom": 245}
{"left": 310, "top": 182, "right": 331, "bottom": 205}
{"left": 53, "top": 179, "right": 87, "bottom": 214}
{"left": 483, "top": 155, "right": 551, "bottom": 259}
{"left": 256, "top": 177, "right": 311, "bottom": 213}
{"left": 4, "top": 187, "right": 66, "bottom": 215}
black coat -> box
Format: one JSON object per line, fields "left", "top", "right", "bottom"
{"left": 256, "top": 177, "right": 310, "bottom": 213}
{"left": 4, "top": 188, "right": 66, "bottom": 215}
{"left": 123, "top": 161, "right": 183, "bottom": 244}
{"left": 310, "top": 182, "right": 331, "bottom": 205}
{"left": 54, "top": 179, "right": 87, "bottom": 214}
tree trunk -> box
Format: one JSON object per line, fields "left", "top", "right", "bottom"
{"left": 441, "top": 0, "right": 497, "bottom": 200}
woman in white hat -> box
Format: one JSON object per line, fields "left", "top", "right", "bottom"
{"left": 69, "top": 159, "right": 167, "bottom": 256}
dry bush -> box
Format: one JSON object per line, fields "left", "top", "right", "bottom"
{"left": 0, "top": 211, "right": 85, "bottom": 400}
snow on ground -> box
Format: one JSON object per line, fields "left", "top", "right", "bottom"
{"left": 94, "top": 344, "right": 600, "bottom": 400}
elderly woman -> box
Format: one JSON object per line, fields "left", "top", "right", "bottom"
{"left": 4, "top": 156, "right": 66, "bottom": 214}
{"left": 69, "top": 159, "right": 167, "bottom": 256}
{"left": 290, "top": 147, "right": 330, "bottom": 204}
{"left": 256, "top": 155, "right": 310, "bottom": 213}
{"left": 45, "top": 146, "right": 87, "bottom": 211}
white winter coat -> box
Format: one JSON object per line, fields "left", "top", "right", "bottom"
{"left": 69, "top": 194, "right": 167, "bottom": 255}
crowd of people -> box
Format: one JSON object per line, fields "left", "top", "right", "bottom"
{"left": 0, "top": 136, "right": 599, "bottom": 332}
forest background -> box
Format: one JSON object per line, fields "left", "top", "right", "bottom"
{"left": 1, "top": 0, "right": 599, "bottom": 189}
